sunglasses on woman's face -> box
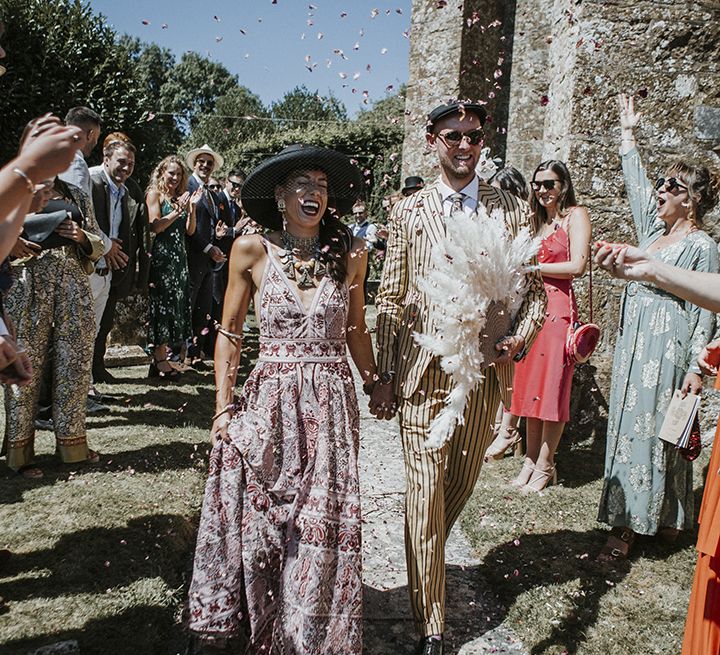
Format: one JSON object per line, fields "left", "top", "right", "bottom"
{"left": 655, "top": 177, "right": 689, "bottom": 194}
{"left": 531, "top": 179, "right": 558, "bottom": 191}
{"left": 436, "top": 128, "right": 484, "bottom": 146}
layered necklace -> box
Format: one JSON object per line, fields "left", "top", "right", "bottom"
{"left": 278, "top": 230, "right": 327, "bottom": 289}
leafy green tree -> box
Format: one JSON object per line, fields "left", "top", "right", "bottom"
{"left": 183, "top": 86, "right": 272, "bottom": 175}
{"left": 159, "top": 52, "right": 238, "bottom": 133}
{"left": 271, "top": 85, "right": 347, "bottom": 129}
{"left": 0, "top": 0, "right": 146, "bottom": 166}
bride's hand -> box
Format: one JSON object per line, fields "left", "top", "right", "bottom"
{"left": 210, "top": 411, "right": 233, "bottom": 446}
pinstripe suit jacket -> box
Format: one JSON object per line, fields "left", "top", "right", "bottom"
{"left": 375, "top": 178, "right": 547, "bottom": 400}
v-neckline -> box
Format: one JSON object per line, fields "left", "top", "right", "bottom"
{"left": 646, "top": 230, "right": 695, "bottom": 257}
{"left": 265, "top": 239, "right": 328, "bottom": 315}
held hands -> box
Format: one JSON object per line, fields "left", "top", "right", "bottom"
{"left": 54, "top": 216, "right": 84, "bottom": 243}
{"left": 617, "top": 93, "right": 641, "bottom": 132}
{"left": 368, "top": 381, "right": 398, "bottom": 420}
{"left": 106, "top": 238, "right": 129, "bottom": 270}
{"left": 594, "top": 241, "right": 654, "bottom": 282}
{"left": 495, "top": 334, "right": 525, "bottom": 364}
{"left": 698, "top": 339, "right": 720, "bottom": 377}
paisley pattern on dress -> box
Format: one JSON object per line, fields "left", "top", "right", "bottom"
{"left": 598, "top": 148, "right": 717, "bottom": 535}
{"left": 187, "top": 239, "right": 362, "bottom": 654}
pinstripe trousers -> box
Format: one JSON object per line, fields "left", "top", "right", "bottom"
{"left": 399, "top": 357, "right": 500, "bottom": 636}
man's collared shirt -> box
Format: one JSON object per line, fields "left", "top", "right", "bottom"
{"left": 437, "top": 176, "right": 479, "bottom": 218}
{"left": 96, "top": 169, "right": 126, "bottom": 270}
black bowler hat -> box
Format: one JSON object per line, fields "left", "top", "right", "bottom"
{"left": 241, "top": 144, "right": 362, "bottom": 230}
{"left": 426, "top": 101, "right": 488, "bottom": 132}
{"left": 401, "top": 176, "right": 425, "bottom": 196}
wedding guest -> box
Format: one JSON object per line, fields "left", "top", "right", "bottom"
{"left": 596, "top": 94, "right": 718, "bottom": 562}
{"left": 3, "top": 173, "right": 104, "bottom": 478}
{"left": 187, "top": 145, "right": 375, "bottom": 653}
{"left": 593, "top": 242, "right": 720, "bottom": 654}
{"left": 146, "top": 155, "right": 202, "bottom": 378}
{"left": 485, "top": 161, "right": 591, "bottom": 493}
{"left": 489, "top": 165, "right": 529, "bottom": 202}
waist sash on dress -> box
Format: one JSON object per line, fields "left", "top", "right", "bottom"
{"left": 258, "top": 337, "right": 347, "bottom": 363}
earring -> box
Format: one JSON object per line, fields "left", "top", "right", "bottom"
{"left": 277, "top": 198, "right": 286, "bottom": 212}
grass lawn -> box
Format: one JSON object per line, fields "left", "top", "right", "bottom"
{"left": 0, "top": 348, "right": 710, "bottom": 654}
{"left": 460, "top": 435, "right": 708, "bottom": 655}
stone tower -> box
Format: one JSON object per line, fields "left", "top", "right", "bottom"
{"left": 403, "top": 0, "right": 720, "bottom": 431}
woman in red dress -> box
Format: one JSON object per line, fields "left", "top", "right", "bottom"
{"left": 486, "top": 161, "right": 591, "bottom": 492}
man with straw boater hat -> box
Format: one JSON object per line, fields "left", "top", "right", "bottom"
{"left": 370, "top": 101, "right": 547, "bottom": 655}
{"left": 185, "top": 144, "right": 227, "bottom": 364}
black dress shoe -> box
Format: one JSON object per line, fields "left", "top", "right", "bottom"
{"left": 414, "top": 636, "right": 443, "bottom": 655}
{"left": 93, "top": 368, "right": 117, "bottom": 384}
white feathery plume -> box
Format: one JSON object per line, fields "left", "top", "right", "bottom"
{"left": 413, "top": 205, "right": 540, "bottom": 448}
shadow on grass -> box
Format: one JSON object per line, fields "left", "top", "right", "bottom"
{"left": 472, "top": 527, "right": 693, "bottom": 654}
{"left": 0, "top": 441, "right": 211, "bottom": 506}
{"left": 0, "top": 513, "right": 196, "bottom": 605}
{"left": 0, "top": 604, "right": 187, "bottom": 655}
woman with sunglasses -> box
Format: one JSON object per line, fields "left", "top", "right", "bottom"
{"left": 596, "top": 93, "right": 718, "bottom": 562}
{"left": 485, "top": 161, "right": 591, "bottom": 494}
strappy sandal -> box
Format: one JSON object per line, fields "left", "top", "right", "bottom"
{"left": 522, "top": 466, "right": 557, "bottom": 494}
{"left": 597, "top": 526, "right": 635, "bottom": 562}
{"left": 510, "top": 461, "right": 535, "bottom": 487}
{"left": 17, "top": 465, "right": 43, "bottom": 480}
{"left": 484, "top": 426, "right": 522, "bottom": 461}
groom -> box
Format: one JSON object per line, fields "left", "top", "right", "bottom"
{"left": 370, "top": 101, "right": 546, "bottom": 654}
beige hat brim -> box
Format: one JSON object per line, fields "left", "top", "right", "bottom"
{"left": 185, "top": 144, "right": 224, "bottom": 172}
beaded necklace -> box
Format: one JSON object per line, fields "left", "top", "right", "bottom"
{"left": 278, "top": 230, "right": 327, "bottom": 289}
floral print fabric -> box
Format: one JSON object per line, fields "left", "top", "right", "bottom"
{"left": 187, "top": 240, "right": 362, "bottom": 654}
{"left": 147, "top": 199, "right": 192, "bottom": 348}
{"left": 598, "top": 148, "right": 717, "bottom": 535}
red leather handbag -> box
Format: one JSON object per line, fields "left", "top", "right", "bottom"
{"left": 566, "top": 244, "right": 600, "bottom": 364}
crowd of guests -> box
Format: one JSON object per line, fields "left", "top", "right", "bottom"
{"left": 0, "top": 21, "right": 718, "bottom": 651}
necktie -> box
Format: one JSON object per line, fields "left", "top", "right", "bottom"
{"left": 449, "top": 192, "right": 465, "bottom": 216}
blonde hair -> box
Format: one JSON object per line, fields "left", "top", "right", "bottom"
{"left": 148, "top": 155, "right": 189, "bottom": 199}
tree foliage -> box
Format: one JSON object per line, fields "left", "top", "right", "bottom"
{"left": 271, "top": 85, "right": 347, "bottom": 129}
{"left": 159, "top": 52, "right": 237, "bottom": 133}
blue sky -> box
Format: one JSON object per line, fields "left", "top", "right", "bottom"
{"left": 88, "top": 0, "right": 411, "bottom": 116}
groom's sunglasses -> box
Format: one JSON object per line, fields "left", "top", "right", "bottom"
{"left": 436, "top": 128, "right": 484, "bottom": 146}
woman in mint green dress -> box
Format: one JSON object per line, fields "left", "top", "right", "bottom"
{"left": 146, "top": 155, "right": 202, "bottom": 377}
{"left": 597, "top": 95, "right": 719, "bottom": 561}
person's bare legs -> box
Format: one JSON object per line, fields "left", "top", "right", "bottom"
{"left": 484, "top": 408, "right": 521, "bottom": 461}
{"left": 512, "top": 416, "right": 541, "bottom": 486}
{"left": 523, "top": 419, "right": 565, "bottom": 492}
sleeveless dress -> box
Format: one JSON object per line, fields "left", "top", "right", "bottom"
{"left": 187, "top": 241, "right": 362, "bottom": 654}
{"left": 510, "top": 225, "right": 575, "bottom": 422}
{"left": 147, "top": 198, "right": 192, "bottom": 348}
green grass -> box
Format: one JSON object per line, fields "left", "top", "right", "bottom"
{"left": 459, "top": 435, "right": 708, "bottom": 655}
{"left": 0, "top": 343, "right": 709, "bottom": 654}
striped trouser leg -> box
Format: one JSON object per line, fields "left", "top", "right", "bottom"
{"left": 399, "top": 359, "right": 501, "bottom": 636}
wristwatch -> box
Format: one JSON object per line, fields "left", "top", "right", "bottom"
{"left": 378, "top": 371, "right": 395, "bottom": 384}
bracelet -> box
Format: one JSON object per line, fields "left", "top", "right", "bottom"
{"left": 12, "top": 167, "right": 35, "bottom": 193}
{"left": 212, "top": 403, "right": 235, "bottom": 421}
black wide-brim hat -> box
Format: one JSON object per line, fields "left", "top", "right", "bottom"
{"left": 426, "top": 101, "right": 488, "bottom": 132}
{"left": 241, "top": 144, "right": 362, "bottom": 230}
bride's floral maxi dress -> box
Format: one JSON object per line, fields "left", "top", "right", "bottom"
{"left": 187, "top": 241, "right": 362, "bottom": 654}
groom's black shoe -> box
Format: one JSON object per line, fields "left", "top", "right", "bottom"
{"left": 414, "top": 635, "right": 444, "bottom": 655}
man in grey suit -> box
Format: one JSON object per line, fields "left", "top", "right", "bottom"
{"left": 90, "top": 140, "right": 149, "bottom": 382}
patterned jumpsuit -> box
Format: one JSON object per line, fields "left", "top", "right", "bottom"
{"left": 2, "top": 182, "right": 104, "bottom": 471}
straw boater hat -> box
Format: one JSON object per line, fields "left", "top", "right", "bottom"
{"left": 185, "top": 144, "right": 224, "bottom": 172}
{"left": 241, "top": 144, "right": 361, "bottom": 230}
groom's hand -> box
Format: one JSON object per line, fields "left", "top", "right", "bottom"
{"left": 495, "top": 334, "right": 525, "bottom": 364}
{"left": 369, "top": 381, "right": 398, "bottom": 420}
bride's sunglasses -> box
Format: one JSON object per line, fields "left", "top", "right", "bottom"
{"left": 655, "top": 177, "right": 689, "bottom": 194}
